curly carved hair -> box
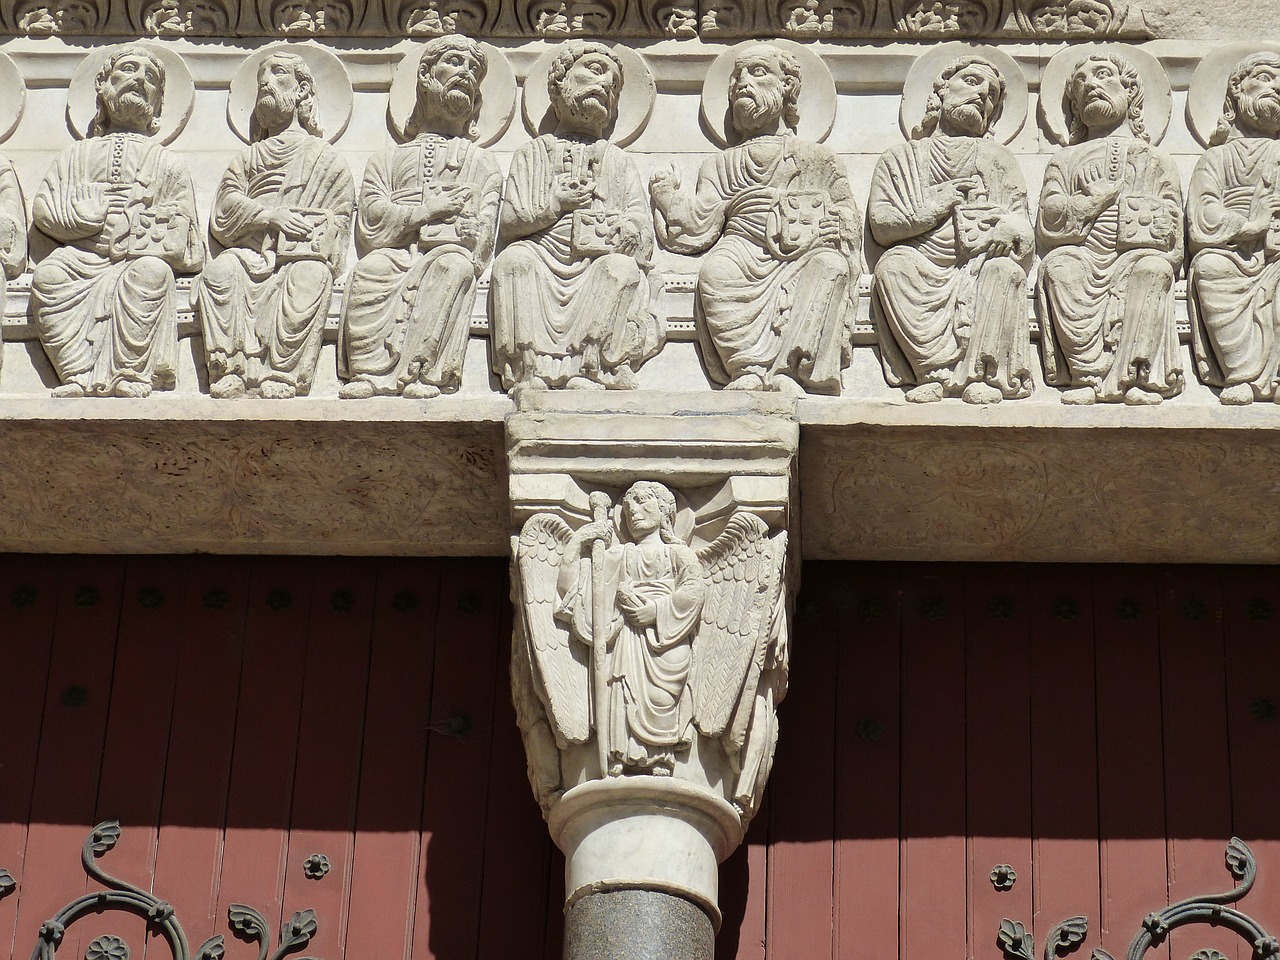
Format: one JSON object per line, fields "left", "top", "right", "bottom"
{"left": 1064, "top": 53, "right": 1147, "bottom": 145}
{"left": 91, "top": 45, "right": 165, "bottom": 138}
{"left": 916, "top": 55, "right": 1005, "bottom": 139}
{"left": 1211, "top": 51, "right": 1280, "bottom": 146}
{"left": 405, "top": 34, "right": 488, "bottom": 140}
{"left": 622, "top": 481, "right": 680, "bottom": 544}
{"left": 547, "top": 40, "right": 623, "bottom": 116}
{"left": 251, "top": 52, "right": 323, "bottom": 142}
{"left": 731, "top": 43, "right": 803, "bottom": 135}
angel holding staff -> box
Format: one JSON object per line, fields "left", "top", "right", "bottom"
{"left": 511, "top": 479, "right": 788, "bottom": 818}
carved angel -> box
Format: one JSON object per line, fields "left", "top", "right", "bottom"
{"left": 510, "top": 480, "right": 789, "bottom": 822}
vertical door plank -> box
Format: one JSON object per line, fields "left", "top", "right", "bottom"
{"left": 0, "top": 556, "right": 61, "bottom": 960}
{"left": 151, "top": 558, "right": 251, "bottom": 949}
{"left": 347, "top": 560, "right": 441, "bottom": 960}
{"left": 1157, "top": 567, "right": 1236, "bottom": 960}
{"left": 834, "top": 562, "right": 901, "bottom": 960}
{"left": 412, "top": 558, "right": 504, "bottom": 960}
{"left": 543, "top": 850, "right": 566, "bottom": 960}
{"left": 767, "top": 562, "right": 838, "bottom": 960}
{"left": 899, "top": 565, "right": 968, "bottom": 960}
{"left": 215, "top": 559, "right": 314, "bottom": 939}
{"left": 966, "top": 566, "right": 1033, "bottom": 960}
{"left": 11, "top": 558, "right": 126, "bottom": 960}
{"left": 90, "top": 558, "right": 189, "bottom": 960}
{"left": 1223, "top": 567, "right": 1280, "bottom": 952}
{"left": 1028, "top": 567, "right": 1100, "bottom": 950}
{"left": 1093, "top": 567, "right": 1167, "bottom": 959}
{"left": 278, "top": 560, "right": 378, "bottom": 960}
{"left": 477, "top": 584, "right": 555, "bottom": 960}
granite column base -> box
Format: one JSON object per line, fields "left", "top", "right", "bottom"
{"left": 563, "top": 888, "right": 715, "bottom": 960}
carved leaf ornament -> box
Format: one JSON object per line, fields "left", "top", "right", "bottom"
{"left": 22, "top": 821, "right": 323, "bottom": 960}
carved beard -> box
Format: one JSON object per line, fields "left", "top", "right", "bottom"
{"left": 558, "top": 78, "right": 615, "bottom": 131}
{"left": 941, "top": 99, "right": 988, "bottom": 136}
{"left": 731, "top": 83, "right": 784, "bottom": 133}
{"left": 1239, "top": 88, "right": 1280, "bottom": 136}
{"left": 1076, "top": 86, "right": 1127, "bottom": 129}
{"left": 254, "top": 85, "right": 298, "bottom": 131}
{"left": 102, "top": 82, "right": 156, "bottom": 132}
{"left": 421, "top": 73, "right": 475, "bottom": 123}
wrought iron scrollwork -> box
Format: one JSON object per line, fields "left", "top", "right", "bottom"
{"left": 999, "top": 839, "right": 1274, "bottom": 960}
{"left": 25, "top": 820, "right": 322, "bottom": 960}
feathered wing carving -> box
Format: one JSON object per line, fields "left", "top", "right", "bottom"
{"left": 691, "top": 512, "right": 779, "bottom": 739}
{"left": 515, "top": 513, "right": 592, "bottom": 746}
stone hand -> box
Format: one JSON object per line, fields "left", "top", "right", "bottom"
{"left": 616, "top": 585, "right": 657, "bottom": 627}
{"left": 554, "top": 174, "right": 595, "bottom": 212}
{"left": 613, "top": 217, "right": 642, "bottom": 256}
{"left": 649, "top": 163, "right": 681, "bottom": 206}
{"left": 575, "top": 519, "right": 614, "bottom": 552}
{"left": 266, "top": 207, "right": 315, "bottom": 240}
{"left": 1081, "top": 170, "right": 1122, "bottom": 213}
{"left": 418, "top": 185, "right": 472, "bottom": 224}
{"left": 819, "top": 215, "right": 844, "bottom": 247}
{"left": 928, "top": 177, "right": 981, "bottom": 219}
{"left": 1239, "top": 194, "right": 1280, "bottom": 242}
{"left": 983, "top": 217, "right": 1024, "bottom": 259}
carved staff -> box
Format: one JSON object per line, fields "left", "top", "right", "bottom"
{"left": 588, "top": 490, "right": 612, "bottom": 777}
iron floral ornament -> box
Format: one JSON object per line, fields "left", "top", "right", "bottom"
{"left": 999, "top": 839, "right": 1274, "bottom": 960}
{"left": 25, "top": 820, "right": 323, "bottom": 960}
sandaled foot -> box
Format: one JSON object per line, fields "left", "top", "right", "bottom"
{"left": 113, "top": 380, "right": 151, "bottom": 398}
{"left": 403, "top": 381, "right": 441, "bottom": 400}
{"left": 1220, "top": 383, "right": 1254, "bottom": 406}
{"left": 962, "top": 382, "right": 1003, "bottom": 405}
{"left": 51, "top": 382, "right": 86, "bottom": 398}
{"left": 1061, "top": 386, "right": 1096, "bottom": 405}
{"left": 210, "top": 374, "right": 245, "bottom": 400}
{"left": 1124, "top": 386, "right": 1162, "bottom": 406}
{"left": 905, "top": 382, "right": 944, "bottom": 403}
{"left": 259, "top": 380, "right": 296, "bottom": 399}
{"left": 338, "top": 380, "right": 375, "bottom": 400}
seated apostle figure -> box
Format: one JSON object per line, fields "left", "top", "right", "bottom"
{"left": 649, "top": 43, "right": 862, "bottom": 396}
{"left": 32, "top": 45, "right": 204, "bottom": 398}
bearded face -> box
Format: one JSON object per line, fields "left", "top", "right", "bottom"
{"left": 1236, "top": 60, "right": 1280, "bottom": 137}
{"left": 730, "top": 52, "right": 787, "bottom": 134}
{"left": 938, "top": 63, "right": 999, "bottom": 137}
{"left": 418, "top": 45, "right": 482, "bottom": 125}
{"left": 1070, "top": 58, "right": 1130, "bottom": 132}
{"left": 99, "top": 52, "right": 162, "bottom": 133}
{"left": 254, "top": 56, "right": 303, "bottom": 131}
{"left": 553, "top": 51, "right": 620, "bottom": 133}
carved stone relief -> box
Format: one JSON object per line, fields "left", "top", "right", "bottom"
{"left": 1036, "top": 45, "right": 1183, "bottom": 404}
{"left": 1186, "top": 48, "right": 1280, "bottom": 404}
{"left": 490, "top": 41, "right": 662, "bottom": 392}
{"left": 870, "top": 45, "right": 1034, "bottom": 403}
{"left": 197, "top": 44, "right": 355, "bottom": 399}
{"left": 32, "top": 45, "right": 204, "bottom": 398}
{"left": 652, "top": 41, "right": 860, "bottom": 396}
{"left": 339, "top": 36, "right": 504, "bottom": 399}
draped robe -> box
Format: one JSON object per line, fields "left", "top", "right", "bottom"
{"left": 1037, "top": 136, "right": 1184, "bottom": 400}
{"left": 340, "top": 134, "right": 501, "bottom": 394}
{"left": 1187, "top": 137, "right": 1280, "bottom": 399}
{"left": 653, "top": 135, "right": 861, "bottom": 394}
{"left": 32, "top": 133, "right": 204, "bottom": 394}
{"left": 561, "top": 540, "right": 705, "bottom": 771}
{"left": 490, "top": 134, "right": 663, "bottom": 390}
{"left": 197, "top": 129, "right": 355, "bottom": 395}
{"left": 869, "top": 135, "right": 1034, "bottom": 398}
{"left": 0, "top": 156, "right": 29, "bottom": 378}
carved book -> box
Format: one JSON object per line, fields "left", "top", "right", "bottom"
{"left": 275, "top": 208, "right": 340, "bottom": 263}
{"left": 418, "top": 183, "right": 462, "bottom": 249}
{"left": 766, "top": 191, "right": 828, "bottom": 260}
{"left": 114, "top": 202, "right": 191, "bottom": 260}
{"left": 570, "top": 208, "right": 618, "bottom": 257}
{"left": 953, "top": 202, "right": 1004, "bottom": 259}
{"left": 1117, "top": 194, "right": 1176, "bottom": 251}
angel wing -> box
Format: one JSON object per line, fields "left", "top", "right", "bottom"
{"left": 515, "top": 513, "right": 592, "bottom": 746}
{"left": 691, "top": 512, "right": 782, "bottom": 738}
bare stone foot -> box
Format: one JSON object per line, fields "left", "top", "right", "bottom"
{"left": 1061, "top": 386, "right": 1096, "bottom": 405}
{"left": 1124, "top": 386, "right": 1162, "bottom": 406}
{"left": 51, "top": 382, "right": 86, "bottom": 398}
{"left": 608, "top": 365, "right": 638, "bottom": 390}
{"left": 652, "top": 762, "right": 673, "bottom": 777}
{"left": 338, "top": 380, "right": 375, "bottom": 400}
{"left": 259, "top": 380, "right": 296, "bottom": 399}
{"left": 1220, "top": 383, "right": 1254, "bottom": 406}
{"left": 905, "top": 382, "right": 943, "bottom": 403}
{"left": 210, "top": 374, "right": 245, "bottom": 400}
{"left": 566, "top": 376, "right": 605, "bottom": 391}
{"left": 725, "top": 372, "right": 766, "bottom": 391}
{"left": 113, "top": 380, "right": 152, "bottom": 398}
{"left": 769, "top": 374, "right": 806, "bottom": 398}
{"left": 608, "top": 763, "right": 624, "bottom": 777}
{"left": 403, "top": 381, "right": 441, "bottom": 400}
{"left": 962, "top": 382, "right": 1003, "bottom": 405}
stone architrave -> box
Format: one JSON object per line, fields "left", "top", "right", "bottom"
{"left": 650, "top": 42, "right": 861, "bottom": 396}
{"left": 869, "top": 54, "right": 1034, "bottom": 404}
{"left": 489, "top": 41, "right": 663, "bottom": 392}
{"left": 196, "top": 49, "right": 355, "bottom": 400}
{"left": 31, "top": 45, "right": 204, "bottom": 398}
{"left": 1036, "top": 51, "right": 1184, "bottom": 405}
{"left": 339, "top": 36, "right": 502, "bottom": 399}
{"left": 1187, "top": 52, "right": 1280, "bottom": 406}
